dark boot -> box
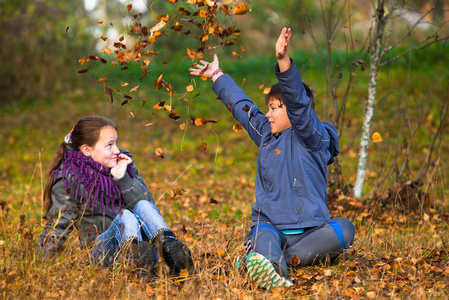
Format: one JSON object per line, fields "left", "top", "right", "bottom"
{"left": 151, "top": 230, "right": 194, "bottom": 277}
{"left": 122, "top": 237, "right": 156, "bottom": 277}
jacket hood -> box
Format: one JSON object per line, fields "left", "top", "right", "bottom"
{"left": 322, "top": 121, "right": 339, "bottom": 165}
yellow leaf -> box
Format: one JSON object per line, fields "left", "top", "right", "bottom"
{"left": 144, "top": 123, "right": 154, "bottom": 127}
{"left": 186, "top": 84, "right": 194, "bottom": 92}
{"left": 121, "top": 82, "right": 129, "bottom": 87}
{"left": 263, "top": 87, "right": 271, "bottom": 94}
{"left": 130, "top": 85, "right": 139, "bottom": 92}
{"left": 130, "top": 112, "right": 134, "bottom": 117}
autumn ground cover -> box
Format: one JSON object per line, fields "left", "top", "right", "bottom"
{"left": 1, "top": 55, "right": 449, "bottom": 299}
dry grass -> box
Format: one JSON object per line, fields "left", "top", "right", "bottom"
{"left": 1, "top": 83, "right": 448, "bottom": 299}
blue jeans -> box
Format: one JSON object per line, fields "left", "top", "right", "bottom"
{"left": 91, "top": 200, "right": 170, "bottom": 266}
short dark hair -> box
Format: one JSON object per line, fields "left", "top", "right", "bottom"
{"left": 264, "top": 82, "right": 315, "bottom": 110}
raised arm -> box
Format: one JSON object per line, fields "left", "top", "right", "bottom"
{"left": 190, "top": 55, "right": 271, "bottom": 146}
{"left": 275, "top": 27, "right": 292, "bottom": 72}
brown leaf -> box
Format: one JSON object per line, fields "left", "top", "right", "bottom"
{"left": 105, "top": 87, "right": 113, "bottom": 103}
{"left": 100, "top": 35, "right": 108, "bottom": 41}
{"left": 290, "top": 255, "right": 300, "bottom": 267}
{"left": 210, "top": 198, "right": 219, "bottom": 204}
{"left": 127, "top": 4, "right": 132, "bottom": 11}
{"left": 78, "top": 69, "right": 89, "bottom": 74}
{"left": 168, "top": 111, "right": 181, "bottom": 120}
{"left": 200, "top": 142, "right": 207, "bottom": 151}
{"left": 242, "top": 104, "right": 250, "bottom": 112}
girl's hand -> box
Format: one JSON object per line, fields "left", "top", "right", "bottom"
{"left": 110, "top": 154, "right": 132, "bottom": 179}
{"left": 189, "top": 54, "right": 223, "bottom": 82}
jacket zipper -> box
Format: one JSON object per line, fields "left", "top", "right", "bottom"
{"left": 293, "top": 177, "right": 300, "bottom": 212}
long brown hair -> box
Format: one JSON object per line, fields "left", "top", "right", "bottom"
{"left": 43, "top": 116, "right": 115, "bottom": 213}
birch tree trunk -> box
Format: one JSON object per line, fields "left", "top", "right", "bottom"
{"left": 353, "top": 0, "right": 388, "bottom": 199}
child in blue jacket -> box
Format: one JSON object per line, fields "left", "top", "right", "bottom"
{"left": 190, "top": 28, "right": 355, "bottom": 290}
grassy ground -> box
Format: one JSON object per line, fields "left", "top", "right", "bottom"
{"left": 1, "top": 54, "right": 449, "bottom": 298}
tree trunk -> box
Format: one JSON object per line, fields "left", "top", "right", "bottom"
{"left": 353, "top": 0, "right": 388, "bottom": 199}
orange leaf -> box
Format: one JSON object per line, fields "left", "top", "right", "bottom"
{"left": 273, "top": 149, "right": 281, "bottom": 155}
{"left": 200, "top": 142, "right": 207, "bottom": 151}
{"left": 263, "top": 87, "right": 271, "bottom": 94}
{"left": 216, "top": 249, "right": 225, "bottom": 256}
{"left": 127, "top": 4, "right": 132, "bottom": 11}
{"left": 180, "top": 123, "right": 186, "bottom": 130}
{"left": 155, "top": 147, "right": 164, "bottom": 158}
{"left": 179, "top": 268, "right": 189, "bottom": 277}
{"left": 100, "top": 35, "right": 107, "bottom": 41}
{"left": 372, "top": 132, "right": 383, "bottom": 143}
{"left": 79, "top": 58, "right": 85, "bottom": 65}
{"left": 186, "top": 84, "right": 194, "bottom": 92}
{"left": 98, "top": 77, "right": 107, "bottom": 83}
{"left": 232, "top": 1, "right": 250, "bottom": 15}
{"left": 130, "top": 85, "right": 139, "bottom": 92}
{"left": 97, "top": 20, "right": 104, "bottom": 24}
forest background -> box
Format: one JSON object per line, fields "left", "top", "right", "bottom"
{"left": 1, "top": 0, "right": 449, "bottom": 298}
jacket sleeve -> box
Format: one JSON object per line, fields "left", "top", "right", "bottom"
{"left": 113, "top": 160, "right": 154, "bottom": 211}
{"left": 212, "top": 74, "right": 270, "bottom": 146}
{"left": 36, "top": 177, "right": 77, "bottom": 261}
{"left": 275, "top": 60, "right": 331, "bottom": 151}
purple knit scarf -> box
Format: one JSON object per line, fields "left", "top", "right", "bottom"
{"left": 52, "top": 150, "right": 134, "bottom": 215}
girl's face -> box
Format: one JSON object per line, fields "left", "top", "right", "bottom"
{"left": 265, "top": 98, "right": 292, "bottom": 134}
{"left": 87, "top": 126, "right": 120, "bottom": 168}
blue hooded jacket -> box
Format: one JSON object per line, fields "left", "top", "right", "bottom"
{"left": 212, "top": 60, "right": 339, "bottom": 230}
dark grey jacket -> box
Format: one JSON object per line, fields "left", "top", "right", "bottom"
{"left": 212, "top": 60, "right": 339, "bottom": 230}
{"left": 36, "top": 150, "right": 154, "bottom": 260}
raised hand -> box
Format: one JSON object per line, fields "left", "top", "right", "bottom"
{"left": 189, "top": 54, "right": 223, "bottom": 82}
{"left": 276, "top": 27, "right": 292, "bottom": 72}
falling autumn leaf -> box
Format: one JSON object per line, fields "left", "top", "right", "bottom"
{"left": 263, "top": 87, "right": 271, "bottom": 94}
{"left": 233, "top": 124, "right": 243, "bottom": 132}
{"left": 186, "top": 85, "right": 194, "bottom": 92}
{"left": 273, "top": 149, "right": 281, "bottom": 155}
{"left": 98, "top": 77, "right": 107, "bottom": 83}
{"left": 100, "top": 35, "right": 108, "bottom": 41}
{"left": 130, "top": 85, "right": 139, "bottom": 92}
{"left": 216, "top": 249, "right": 225, "bottom": 256}
{"left": 210, "top": 198, "right": 219, "bottom": 204}
{"left": 79, "top": 59, "right": 85, "bottom": 65}
{"left": 180, "top": 123, "right": 186, "bottom": 130}
{"left": 372, "top": 132, "right": 383, "bottom": 143}
{"left": 127, "top": 4, "right": 132, "bottom": 11}
{"left": 200, "top": 142, "right": 207, "bottom": 151}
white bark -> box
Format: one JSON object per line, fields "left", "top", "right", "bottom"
{"left": 353, "top": 0, "right": 387, "bottom": 199}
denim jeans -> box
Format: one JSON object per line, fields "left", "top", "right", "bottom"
{"left": 91, "top": 200, "right": 170, "bottom": 266}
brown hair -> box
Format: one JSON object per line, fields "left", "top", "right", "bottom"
{"left": 43, "top": 116, "right": 115, "bottom": 213}
{"left": 264, "top": 82, "right": 315, "bottom": 110}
